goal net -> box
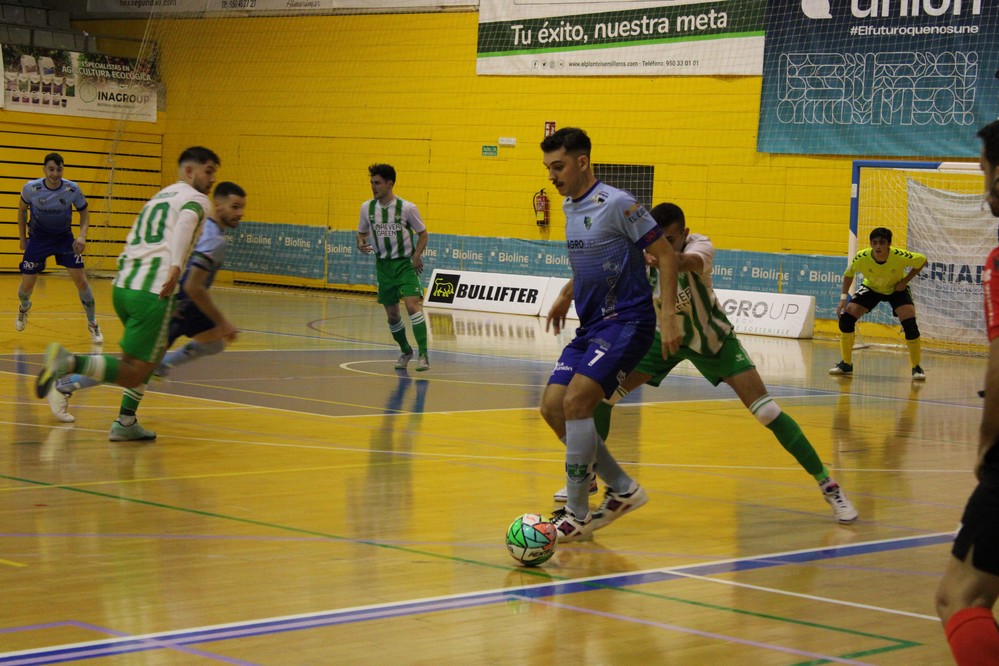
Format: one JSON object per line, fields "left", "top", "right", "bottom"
{"left": 852, "top": 160, "right": 994, "bottom": 354}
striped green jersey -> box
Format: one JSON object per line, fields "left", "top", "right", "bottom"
{"left": 652, "top": 233, "right": 734, "bottom": 356}
{"left": 112, "top": 182, "right": 209, "bottom": 295}
{"left": 357, "top": 197, "right": 426, "bottom": 260}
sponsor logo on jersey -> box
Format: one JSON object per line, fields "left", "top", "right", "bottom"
{"left": 624, "top": 202, "right": 646, "bottom": 223}
{"left": 553, "top": 360, "right": 573, "bottom": 373}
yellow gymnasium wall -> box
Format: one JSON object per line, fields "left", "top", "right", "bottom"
{"left": 0, "top": 112, "right": 165, "bottom": 272}
{"left": 69, "top": 10, "right": 914, "bottom": 262}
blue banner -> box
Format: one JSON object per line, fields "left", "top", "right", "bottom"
{"left": 225, "top": 222, "right": 326, "bottom": 279}
{"left": 758, "top": 1, "right": 999, "bottom": 156}
{"left": 233, "top": 224, "right": 847, "bottom": 318}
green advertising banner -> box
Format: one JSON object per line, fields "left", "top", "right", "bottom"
{"left": 477, "top": 0, "right": 765, "bottom": 76}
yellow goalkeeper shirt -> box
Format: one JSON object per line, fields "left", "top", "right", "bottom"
{"left": 845, "top": 247, "right": 927, "bottom": 295}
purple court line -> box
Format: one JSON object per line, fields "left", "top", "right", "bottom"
{"left": 521, "top": 596, "right": 875, "bottom": 665}
{"left": 0, "top": 533, "right": 951, "bottom": 665}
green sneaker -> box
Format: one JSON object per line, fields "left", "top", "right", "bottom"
{"left": 109, "top": 420, "right": 157, "bottom": 442}
{"left": 35, "top": 343, "right": 72, "bottom": 399}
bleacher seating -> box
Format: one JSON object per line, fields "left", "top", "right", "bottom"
{"left": 0, "top": 1, "right": 94, "bottom": 53}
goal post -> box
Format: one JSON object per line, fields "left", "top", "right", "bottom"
{"left": 850, "top": 159, "right": 992, "bottom": 355}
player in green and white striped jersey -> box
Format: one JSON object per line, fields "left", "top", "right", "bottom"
{"left": 357, "top": 163, "right": 430, "bottom": 371}
{"left": 35, "top": 147, "right": 220, "bottom": 441}
{"left": 556, "top": 202, "right": 858, "bottom": 524}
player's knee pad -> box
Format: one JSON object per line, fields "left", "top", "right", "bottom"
{"left": 901, "top": 317, "right": 920, "bottom": 340}
{"left": 752, "top": 396, "right": 782, "bottom": 426}
{"left": 838, "top": 312, "right": 857, "bottom": 333}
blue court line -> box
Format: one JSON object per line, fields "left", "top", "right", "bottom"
{"left": 0, "top": 532, "right": 952, "bottom": 665}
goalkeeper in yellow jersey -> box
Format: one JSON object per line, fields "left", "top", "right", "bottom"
{"left": 829, "top": 227, "right": 928, "bottom": 380}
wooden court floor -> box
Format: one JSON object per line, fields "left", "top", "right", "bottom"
{"left": 0, "top": 273, "right": 987, "bottom": 665}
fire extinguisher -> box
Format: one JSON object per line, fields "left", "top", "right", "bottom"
{"left": 533, "top": 188, "right": 550, "bottom": 226}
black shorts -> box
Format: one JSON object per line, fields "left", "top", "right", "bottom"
{"left": 167, "top": 302, "right": 215, "bottom": 347}
{"left": 851, "top": 284, "right": 914, "bottom": 317}
{"left": 952, "top": 448, "right": 999, "bottom": 575}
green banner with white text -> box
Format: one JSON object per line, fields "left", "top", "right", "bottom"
{"left": 477, "top": 0, "right": 765, "bottom": 76}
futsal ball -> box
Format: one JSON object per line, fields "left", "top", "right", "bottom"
{"left": 505, "top": 513, "right": 557, "bottom": 566}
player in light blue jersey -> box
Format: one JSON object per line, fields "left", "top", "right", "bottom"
{"left": 540, "top": 127, "right": 681, "bottom": 542}
{"left": 46, "top": 183, "right": 246, "bottom": 434}
{"left": 16, "top": 152, "right": 102, "bottom": 343}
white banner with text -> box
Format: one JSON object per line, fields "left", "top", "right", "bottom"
{"left": 477, "top": 0, "right": 764, "bottom": 76}
{"left": 425, "top": 269, "right": 814, "bottom": 340}
{"left": 424, "top": 269, "right": 552, "bottom": 316}
{"left": 714, "top": 289, "right": 815, "bottom": 339}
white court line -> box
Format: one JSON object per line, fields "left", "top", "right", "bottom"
{"left": 665, "top": 570, "right": 938, "bottom": 621}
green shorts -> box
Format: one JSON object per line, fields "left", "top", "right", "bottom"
{"left": 636, "top": 332, "right": 755, "bottom": 387}
{"left": 375, "top": 257, "right": 424, "bottom": 305}
{"left": 112, "top": 286, "right": 173, "bottom": 363}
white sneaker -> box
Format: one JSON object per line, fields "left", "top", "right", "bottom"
{"left": 416, "top": 354, "right": 430, "bottom": 372}
{"left": 109, "top": 420, "right": 157, "bottom": 442}
{"left": 15, "top": 305, "right": 29, "bottom": 332}
{"left": 88, "top": 322, "right": 103, "bottom": 344}
{"left": 550, "top": 507, "right": 593, "bottom": 543}
{"left": 821, "top": 481, "right": 858, "bottom": 524}
{"left": 553, "top": 475, "right": 599, "bottom": 502}
{"left": 591, "top": 483, "right": 649, "bottom": 530}
{"left": 395, "top": 350, "right": 414, "bottom": 370}
{"left": 46, "top": 386, "right": 75, "bottom": 423}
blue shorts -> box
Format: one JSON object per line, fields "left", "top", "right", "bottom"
{"left": 20, "top": 233, "right": 83, "bottom": 274}
{"left": 548, "top": 318, "right": 655, "bottom": 397}
{"left": 168, "top": 300, "right": 215, "bottom": 346}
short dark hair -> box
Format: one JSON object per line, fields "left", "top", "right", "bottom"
{"left": 43, "top": 152, "right": 63, "bottom": 167}
{"left": 650, "top": 203, "right": 685, "bottom": 230}
{"left": 979, "top": 120, "right": 999, "bottom": 167}
{"left": 540, "top": 127, "right": 592, "bottom": 156}
{"left": 870, "top": 227, "right": 892, "bottom": 243}
{"left": 178, "top": 146, "right": 220, "bottom": 166}
{"left": 214, "top": 181, "right": 245, "bottom": 199}
{"left": 369, "top": 163, "right": 396, "bottom": 183}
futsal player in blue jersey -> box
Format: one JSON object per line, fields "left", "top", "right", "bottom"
{"left": 16, "top": 152, "right": 102, "bottom": 343}
{"left": 540, "top": 128, "right": 682, "bottom": 542}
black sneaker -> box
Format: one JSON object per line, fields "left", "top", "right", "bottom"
{"left": 829, "top": 361, "right": 853, "bottom": 376}
{"left": 912, "top": 365, "right": 926, "bottom": 381}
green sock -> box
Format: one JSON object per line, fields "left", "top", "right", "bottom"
{"left": 593, "top": 401, "right": 613, "bottom": 441}
{"left": 119, "top": 384, "right": 145, "bottom": 417}
{"left": 410, "top": 311, "right": 428, "bottom": 355}
{"left": 766, "top": 412, "right": 826, "bottom": 479}
{"left": 389, "top": 321, "right": 411, "bottom": 353}
{"left": 75, "top": 354, "right": 120, "bottom": 383}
